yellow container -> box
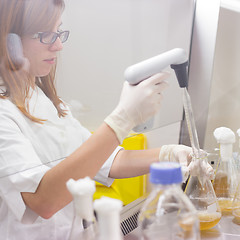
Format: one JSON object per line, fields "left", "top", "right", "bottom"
{"left": 93, "top": 134, "right": 147, "bottom": 205}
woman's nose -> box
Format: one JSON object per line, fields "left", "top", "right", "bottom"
{"left": 49, "top": 37, "right": 63, "bottom": 51}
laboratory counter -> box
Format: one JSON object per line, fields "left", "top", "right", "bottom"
{"left": 123, "top": 214, "right": 240, "bottom": 240}
{"left": 120, "top": 198, "right": 240, "bottom": 240}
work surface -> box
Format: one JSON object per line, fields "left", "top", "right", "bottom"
{"left": 124, "top": 214, "right": 240, "bottom": 240}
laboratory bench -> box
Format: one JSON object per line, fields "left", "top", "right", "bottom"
{"left": 120, "top": 198, "right": 240, "bottom": 240}
{"left": 124, "top": 216, "right": 240, "bottom": 239}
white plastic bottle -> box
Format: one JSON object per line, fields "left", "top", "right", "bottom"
{"left": 66, "top": 177, "right": 97, "bottom": 240}
{"left": 93, "top": 197, "right": 123, "bottom": 240}
{"left": 138, "top": 162, "right": 200, "bottom": 240}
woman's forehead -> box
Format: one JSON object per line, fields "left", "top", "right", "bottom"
{"left": 20, "top": 0, "right": 64, "bottom": 34}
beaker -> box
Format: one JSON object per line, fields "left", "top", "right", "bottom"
{"left": 185, "top": 151, "right": 222, "bottom": 231}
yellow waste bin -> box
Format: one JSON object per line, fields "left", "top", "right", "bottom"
{"left": 93, "top": 134, "right": 147, "bottom": 205}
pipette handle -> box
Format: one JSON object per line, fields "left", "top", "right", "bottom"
{"left": 124, "top": 48, "right": 188, "bottom": 132}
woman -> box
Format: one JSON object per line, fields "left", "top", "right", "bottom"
{"left": 0, "top": 0, "right": 212, "bottom": 239}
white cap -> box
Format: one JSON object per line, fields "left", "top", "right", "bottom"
{"left": 213, "top": 127, "right": 235, "bottom": 161}
{"left": 66, "top": 177, "right": 96, "bottom": 220}
{"left": 66, "top": 177, "right": 96, "bottom": 196}
{"left": 237, "top": 128, "right": 240, "bottom": 136}
{"left": 94, "top": 196, "right": 122, "bottom": 214}
{"left": 94, "top": 197, "right": 123, "bottom": 240}
{"left": 237, "top": 129, "right": 240, "bottom": 149}
{"left": 213, "top": 127, "right": 236, "bottom": 144}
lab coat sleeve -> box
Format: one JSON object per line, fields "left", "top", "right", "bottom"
{"left": 0, "top": 112, "right": 50, "bottom": 223}
{"left": 65, "top": 106, "right": 124, "bottom": 187}
{"left": 93, "top": 146, "right": 123, "bottom": 187}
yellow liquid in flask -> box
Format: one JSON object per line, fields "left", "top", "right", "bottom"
{"left": 198, "top": 211, "right": 221, "bottom": 230}
{"left": 232, "top": 201, "right": 240, "bottom": 219}
{"left": 218, "top": 199, "right": 233, "bottom": 213}
{"left": 233, "top": 208, "right": 240, "bottom": 219}
{"left": 178, "top": 216, "right": 196, "bottom": 231}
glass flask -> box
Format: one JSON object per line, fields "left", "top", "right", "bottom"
{"left": 233, "top": 128, "right": 240, "bottom": 220}
{"left": 138, "top": 162, "right": 200, "bottom": 240}
{"left": 93, "top": 197, "right": 123, "bottom": 240}
{"left": 232, "top": 180, "right": 240, "bottom": 221}
{"left": 212, "top": 127, "right": 238, "bottom": 214}
{"left": 66, "top": 177, "right": 97, "bottom": 240}
{"left": 185, "top": 151, "right": 222, "bottom": 231}
{"left": 235, "top": 128, "right": 240, "bottom": 170}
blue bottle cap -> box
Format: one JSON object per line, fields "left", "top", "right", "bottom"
{"left": 150, "top": 162, "right": 183, "bottom": 184}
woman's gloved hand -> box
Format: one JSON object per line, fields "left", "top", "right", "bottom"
{"left": 104, "top": 72, "right": 170, "bottom": 143}
{"left": 187, "top": 150, "right": 215, "bottom": 180}
{"left": 159, "top": 145, "right": 214, "bottom": 181}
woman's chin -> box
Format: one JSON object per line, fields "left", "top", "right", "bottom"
{"left": 36, "top": 70, "right": 52, "bottom": 78}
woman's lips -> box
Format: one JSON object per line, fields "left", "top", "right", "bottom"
{"left": 44, "top": 58, "right": 56, "bottom": 64}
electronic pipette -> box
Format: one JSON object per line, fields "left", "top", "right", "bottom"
{"left": 124, "top": 48, "right": 201, "bottom": 158}
{"left": 124, "top": 48, "right": 188, "bottom": 132}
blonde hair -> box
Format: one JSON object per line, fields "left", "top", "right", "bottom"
{"left": 0, "top": 0, "right": 67, "bottom": 122}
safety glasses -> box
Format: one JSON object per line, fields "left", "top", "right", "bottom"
{"left": 32, "top": 30, "right": 70, "bottom": 45}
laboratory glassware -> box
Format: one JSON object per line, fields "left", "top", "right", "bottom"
{"left": 212, "top": 127, "right": 238, "bottom": 214}
{"left": 93, "top": 197, "right": 123, "bottom": 240}
{"left": 231, "top": 128, "right": 240, "bottom": 220}
{"left": 235, "top": 128, "right": 240, "bottom": 170}
{"left": 232, "top": 179, "right": 240, "bottom": 220}
{"left": 178, "top": 81, "right": 221, "bottom": 230}
{"left": 66, "top": 177, "right": 97, "bottom": 240}
{"left": 138, "top": 162, "right": 200, "bottom": 240}
{"left": 185, "top": 151, "right": 222, "bottom": 231}
{"left": 182, "top": 87, "right": 201, "bottom": 158}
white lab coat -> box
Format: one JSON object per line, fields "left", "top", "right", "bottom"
{"left": 0, "top": 86, "right": 122, "bottom": 239}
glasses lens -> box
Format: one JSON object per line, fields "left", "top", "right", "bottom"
{"left": 59, "top": 31, "right": 69, "bottom": 43}
{"left": 41, "top": 32, "right": 56, "bottom": 44}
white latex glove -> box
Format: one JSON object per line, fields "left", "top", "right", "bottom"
{"left": 159, "top": 145, "right": 214, "bottom": 181}
{"left": 188, "top": 151, "right": 215, "bottom": 180}
{"left": 159, "top": 144, "right": 192, "bottom": 182}
{"left": 104, "top": 72, "right": 170, "bottom": 143}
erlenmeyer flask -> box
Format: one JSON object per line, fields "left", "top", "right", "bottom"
{"left": 185, "top": 151, "right": 222, "bottom": 231}
{"left": 232, "top": 179, "right": 240, "bottom": 220}
{"left": 233, "top": 128, "right": 240, "bottom": 220}
{"left": 212, "top": 127, "right": 238, "bottom": 214}
{"left": 235, "top": 128, "right": 240, "bottom": 170}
